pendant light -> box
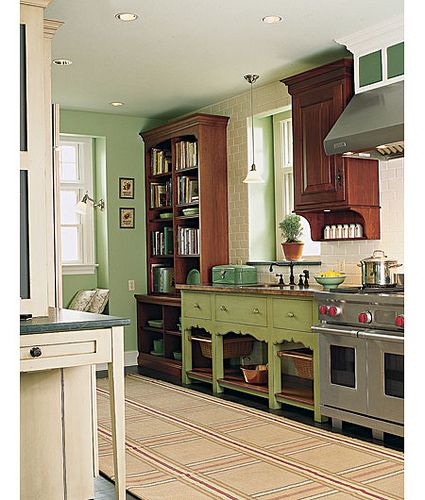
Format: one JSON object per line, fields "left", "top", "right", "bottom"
{"left": 243, "top": 74, "right": 264, "bottom": 183}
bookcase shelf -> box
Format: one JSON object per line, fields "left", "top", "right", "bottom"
{"left": 140, "top": 113, "right": 229, "bottom": 296}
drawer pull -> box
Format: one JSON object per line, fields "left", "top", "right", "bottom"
{"left": 220, "top": 305, "right": 227, "bottom": 312}
{"left": 193, "top": 303, "right": 200, "bottom": 309}
{"left": 252, "top": 308, "right": 260, "bottom": 314}
{"left": 30, "top": 346, "right": 42, "bottom": 358}
{"left": 287, "top": 312, "right": 295, "bottom": 318}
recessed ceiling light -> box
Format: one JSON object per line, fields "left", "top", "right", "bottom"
{"left": 115, "top": 12, "right": 138, "bottom": 22}
{"left": 110, "top": 102, "right": 124, "bottom": 107}
{"left": 52, "top": 59, "right": 72, "bottom": 66}
{"left": 261, "top": 15, "right": 283, "bottom": 24}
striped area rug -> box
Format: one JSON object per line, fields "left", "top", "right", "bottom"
{"left": 96, "top": 374, "right": 403, "bottom": 499}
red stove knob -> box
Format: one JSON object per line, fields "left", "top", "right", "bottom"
{"left": 319, "top": 305, "right": 328, "bottom": 315}
{"left": 358, "top": 311, "right": 372, "bottom": 324}
{"left": 328, "top": 306, "right": 340, "bottom": 317}
{"left": 395, "top": 314, "right": 404, "bottom": 328}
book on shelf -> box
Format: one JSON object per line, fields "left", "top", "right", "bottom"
{"left": 151, "top": 148, "right": 172, "bottom": 175}
{"left": 152, "top": 266, "right": 175, "bottom": 293}
{"left": 177, "top": 226, "right": 200, "bottom": 255}
{"left": 150, "top": 179, "right": 172, "bottom": 208}
{"left": 151, "top": 227, "right": 174, "bottom": 256}
{"left": 177, "top": 176, "right": 199, "bottom": 205}
{"left": 175, "top": 140, "right": 198, "bottom": 171}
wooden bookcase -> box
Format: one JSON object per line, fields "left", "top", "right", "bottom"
{"left": 140, "top": 113, "right": 230, "bottom": 296}
{"left": 137, "top": 113, "right": 229, "bottom": 381}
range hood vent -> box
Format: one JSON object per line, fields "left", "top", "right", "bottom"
{"left": 323, "top": 81, "right": 404, "bottom": 160}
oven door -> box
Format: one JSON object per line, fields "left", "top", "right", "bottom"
{"left": 314, "top": 325, "right": 367, "bottom": 414}
{"left": 359, "top": 330, "right": 404, "bottom": 424}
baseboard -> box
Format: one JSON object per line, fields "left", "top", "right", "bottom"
{"left": 96, "top": 350, "right": 138, "bottom": 371}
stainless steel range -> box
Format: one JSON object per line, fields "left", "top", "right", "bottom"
{"left": 312, "top": 287, "right": 404, "bottom": 439}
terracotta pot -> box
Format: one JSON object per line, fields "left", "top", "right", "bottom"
{"left": 282, "top": 242, "right": 304, "bottom": 261}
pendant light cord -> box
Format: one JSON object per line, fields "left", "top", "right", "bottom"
{"left": 250, "top": 81, "right": 255, "bottom": 169}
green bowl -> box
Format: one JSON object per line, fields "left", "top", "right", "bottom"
{"left": 314, "top": 275, "right": 346, "bottom": 289}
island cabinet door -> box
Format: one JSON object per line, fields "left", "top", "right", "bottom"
{"left": 20, "top": 366, "right": 94, "bottom": 500}
{"left": 292, "top": 83, "right": 347, "bottom": 210}
{"left": 21, "top": 369, "right": 64, "bottom": 500}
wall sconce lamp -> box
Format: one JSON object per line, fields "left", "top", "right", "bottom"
{"left": 75, "top": 192, "right": 105, "bottom": 214}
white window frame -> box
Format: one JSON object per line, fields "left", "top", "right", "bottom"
{"left": 273, "top": 112, "right": 320, "bottom": 259}
{"left": 59, "top": 135, "right": 97, "bottom": 275}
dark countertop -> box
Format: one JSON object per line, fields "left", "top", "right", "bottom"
{"left": 176, "top": 284, "right": 322, "bottom": 297}
{"left": 20, "top": 308, "right": 130, "bottom": 335}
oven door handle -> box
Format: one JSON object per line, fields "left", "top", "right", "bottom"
{"left": 311, "top": 325, "right": 359, "bottom": 337}
{"left": 357, "top": 331, "right": 404, "bottom": 343}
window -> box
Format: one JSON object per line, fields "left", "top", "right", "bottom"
{"left": 59, "top": 135, "right": 96, "bottom": 274}
{"left": 273, "top": 111, "right": 320, "bottom": 258}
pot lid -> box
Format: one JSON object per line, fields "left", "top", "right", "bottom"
{"left": 361, "top": 250, "right": 397, "bottom": 263}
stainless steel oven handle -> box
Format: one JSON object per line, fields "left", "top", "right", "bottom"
{"left": 311, "top": 325, "right": 358, "bottom": 337}
{"left": 357, "top": 331, "right": 404, "bottom": 343}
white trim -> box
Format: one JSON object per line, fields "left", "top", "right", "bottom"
{"left": 335, "top": 16, "right": 403, "bottom": 55}
{"left": 62, "top": 264, "right": 99, "bottom": 275}
{"left": 95, "top": 351, "right": 138, "bottom": 372}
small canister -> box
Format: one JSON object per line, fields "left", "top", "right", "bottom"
{"left": 324, "top": 225, "right": 331, "bottom": 239}
{"left": 354, "top": 224, "right": 363, "bottom": 238}
{"left": 336, "top": 224, "right": 343, "bottom": 239}
{"left": 342, "top": 224, "right": 349, "bottom": 239}
{"left": 349, "top": 224, "right": 356, "bottom": 238}
{"left": 329, "top": 225, "right": 336, "bottom": 239}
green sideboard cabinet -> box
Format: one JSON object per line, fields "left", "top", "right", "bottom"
{"left": 179, "top": 286, "right": 324, "bottom": 422}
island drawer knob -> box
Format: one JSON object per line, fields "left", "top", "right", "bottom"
{"left": 287, "top": 312, "right": 295, "bottom": 318}
{"left": 220, "top": 305, "right": 227, "bottom": 311}
{"left": 30, "top": 346, "right": 42, "bottom": 358}
{"left": 252, "top": 308, "right": 260, "bottom": 314}
{"left": 193, "top": 303, "right": 200, "bottom": 309}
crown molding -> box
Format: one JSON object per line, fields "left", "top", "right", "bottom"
{"left": 335, "top": 16, "right": 404, "bottom": 55}
{"left": 44, "top": 18, "right": 64, "bottom": 39}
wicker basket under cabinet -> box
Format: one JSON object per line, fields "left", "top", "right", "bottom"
{"left": 278, "top": 349, "right": 314, "bottom": 380}
{"left": 191, "top": 335, "right": 254, "bottom": 359}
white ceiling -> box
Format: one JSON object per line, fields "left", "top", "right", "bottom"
{"left": 45, "top": 0, "right": 404, "bottom": 120}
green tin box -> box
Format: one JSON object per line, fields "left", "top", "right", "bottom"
{"left": 212, "top": 265, "right": 257, "bottom": 285}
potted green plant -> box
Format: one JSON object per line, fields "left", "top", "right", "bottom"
{"left": 279, "top": 214, "right": 304, "bottom": 261}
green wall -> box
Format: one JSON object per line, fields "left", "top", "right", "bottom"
{"left": 248, "top": 116, "right": 276, "bottom": 261}
{"left": 60, "top": 110, "right": 164, "bottom": 352}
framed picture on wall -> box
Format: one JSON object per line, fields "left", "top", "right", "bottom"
{"left": 119, "top": 207, "right": 135, "bottom": 229}
{"left": 119, "top": 177, "right": 135, "bottom": 199}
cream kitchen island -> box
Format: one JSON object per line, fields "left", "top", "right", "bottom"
{"left": 20, "top": 308, "right": 130, "bottom": 500}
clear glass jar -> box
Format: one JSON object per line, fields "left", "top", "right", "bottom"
{"left": 329, "top": 225, "right": 336, "bottom": 239}
{"left": 342, "top": 224, "right": 349, "bottom": 238}
{"left": 349, "top": 223, "right": 356, "bottom": 238}
{"left": 336, "top": 224, "right": 343, "bottom": 239}
{"left": 324, "top": 225, "right": 331, "bottom": 239}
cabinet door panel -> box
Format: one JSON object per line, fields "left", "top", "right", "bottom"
{"left": 293, "top": 83, "right": 346, "bottom": 209}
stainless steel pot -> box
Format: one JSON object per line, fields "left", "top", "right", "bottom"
{"left": 358, "top": 250, "right": 402, "bottom": 287}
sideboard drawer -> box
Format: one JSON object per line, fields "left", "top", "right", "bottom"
{"left": 20, "top": 329, "right": 112, "bottom": 372}
{"left": 182, "top": 293, "right": 211, "bottom": 320}
{"left": 272, "top": 298, "right": 312, "bottom": 332}
{"left": 215, "top": 294, "right": 267, "bottom": 327}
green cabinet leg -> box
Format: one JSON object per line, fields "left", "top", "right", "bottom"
{"left": 268, "top": 342, "right": 282, "bottom": 410}
{"left": 212, "top": 333, "right": 224, "bottom": 394}
{"left": 182, "top": 327, "right": 192, "bottom": 385}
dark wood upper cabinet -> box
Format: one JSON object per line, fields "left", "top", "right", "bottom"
{"left": 282, "top": 59, "right": 381, "bottom": 240}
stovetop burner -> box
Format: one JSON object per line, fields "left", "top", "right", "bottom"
{"left": 329, "top": 286, "right": 404, "bottom": 294}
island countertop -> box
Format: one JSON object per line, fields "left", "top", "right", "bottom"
{"left": 20, "top": 307, "right": 130, "bottom": 335}
{"left": 176, "top": 283, "right": 322, "bottom": 297}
